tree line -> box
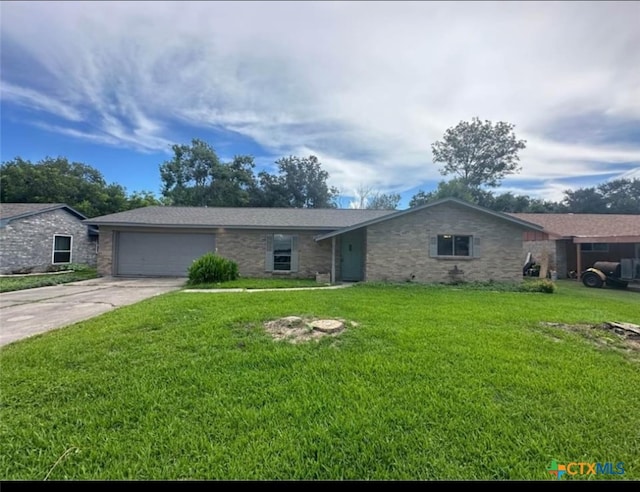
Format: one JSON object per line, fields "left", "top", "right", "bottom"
{"left": 1, "top": 120, "right": 638, "bottom": 217}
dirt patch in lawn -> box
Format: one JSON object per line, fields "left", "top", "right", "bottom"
{"left": 540, "top": 321, "right": 640, "bottom": 356}
{"left": 264, "top": 316, "right": 357, "bottom": 343}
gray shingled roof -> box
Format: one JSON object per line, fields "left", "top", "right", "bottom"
{"left": 0, "top": 203, "right": 87, "bottom": 222}
{"left": 509, "top": 213, "right": 640, "bottom": 238}
{"left": 85, "top": 206, "right": 395, "bottom": 229}
{"left": 316, "top": 197, "right": 545, "bottom": 240}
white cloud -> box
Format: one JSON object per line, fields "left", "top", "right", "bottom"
{"left": 0, "top": 82, "right": 83, "bottom": 122}
{"left": 1, "top": 1, "right": 639, "bottom": 199}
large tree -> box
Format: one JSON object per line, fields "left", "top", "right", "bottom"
{"left": 255, "top": 155, "right": 339, "bottom": 208}
{"left": 432, "top": 117, "right": 526, "bottom": 189}
{"left": 160, "top": 139, "right": 258, "bottom": 207}
{"left": 0, "top": 156, "right": 137, "bottom": 217}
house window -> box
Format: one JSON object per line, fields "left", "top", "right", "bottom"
{"left": 437, "top": 235, "right": 471, "bottom": 256}
{"left": 273, "top": 234, "right": 293, "bottom": 271}
{"left": 266, "top": 234, "right": 299, "bottom": 272}
{"left": 52, "top": 235, "right": 72, "bottom": 264}
{"left": 581, "top": 243, "right": 609, "bottom": 252}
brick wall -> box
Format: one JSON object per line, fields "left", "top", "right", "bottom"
{"left": 97, "top": 226, "right": 340, "bottom": 279}
{"left": 0, "top": 209, "right": 97, "bottom": 274}
{"left": 216, "top": 229, "right": 337, "bottom": 279}
{"left": 97, "top": 226, "right": 114, "bottom": 276}
{"left": 522, "top": 239, "right": 572, "bottom": 278}
{"left": 95, "top": 204, "right": 533, "bottom": 283}
{"left": 366, "top": 202, "right": 528, "bottom": 283}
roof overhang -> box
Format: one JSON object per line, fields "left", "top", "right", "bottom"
{"left": 1, "top": 204, "right": 88, "bottom": 228}
{"left": 572, "top": 235, "right": 640, "bottom": 244}
{"left": 83, "top": 220, "right": 339, "bottom": 232}
{"left": 314, "top": 198, "right": 545, "bottom": 242}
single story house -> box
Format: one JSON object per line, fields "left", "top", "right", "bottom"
{"left": 86, "top": 198, "right": 544, "bottom": 283}
{"left": 509, "top": 213, "right": 640, "bottom": 279}
{"left": 0, "top": 203, "right": 98, "bottom": 274}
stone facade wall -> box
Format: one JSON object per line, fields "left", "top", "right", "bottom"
{"left": 0, "top": 209, "right": 97, "bottom": 274}
{"left": 366, "top": 202, "right": 527, "bottom": 283}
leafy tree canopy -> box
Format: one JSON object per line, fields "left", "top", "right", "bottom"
{"left": 563, "top": 178, "right": 640, "bottom": 214}
{"left": 432, "top": 117, "right": 526, "bottom": 188}
{"left": 254, "top": 155, "right": 339, "bottom": 208}
{"left": 409, "top": 179, "right": 564, "bottom": 213}
{"left": 0, "top": 156, "right": 158, "bottom": 217}
{"left": 161, "top": 141, "right": 338, "bottom": 208}
{"left": 160, "top": 139, "right": 258, "bottom": 207}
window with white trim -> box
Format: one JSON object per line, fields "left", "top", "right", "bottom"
{"left": 265, "top": 234, "right": 299, "bottom": 272}
{"left": 53, "top": 235, "right": 72, "bottom": 264}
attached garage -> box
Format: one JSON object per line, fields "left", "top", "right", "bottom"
{"left": 115, "top": 231, "right": 215, "bottom": 277}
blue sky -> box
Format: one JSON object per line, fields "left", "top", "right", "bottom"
{"left": 1, "top": 1, "right": 639, "bottom": 209}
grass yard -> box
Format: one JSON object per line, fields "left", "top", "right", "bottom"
{"left": 0, "top": 269, "right": 98, "bottom": 293}
{"left": 1, "top": 281, "right": 638, "bottom": 480}
{"left": 186, "top": 277, "right": 323, "bottom": 290}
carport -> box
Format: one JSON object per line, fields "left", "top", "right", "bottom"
{"left": 513, "top": 213, "right": 640, "bottom": 279}
{"left": 573, "top": 235, "right": 640, "bottom": 279}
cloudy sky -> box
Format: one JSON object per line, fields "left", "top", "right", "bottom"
{"left": 1, "top": 1, "right": 639, "bottom": 207}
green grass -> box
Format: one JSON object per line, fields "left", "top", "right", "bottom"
{"left": 0, "top": 269, "right": 98, "bottom": 292}
{"left": 186, "top": 277, "right": 325, "bottom": 289}
{"left": 1, "top": 281, "right": 638, "bottom": 480}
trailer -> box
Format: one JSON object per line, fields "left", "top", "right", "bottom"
{"left": 581, "top": 259, "right": 640, "bottom": 289}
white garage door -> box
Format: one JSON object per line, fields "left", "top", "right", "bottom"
{"left": 116, "top": 232, "right": 215, "bottom": 276}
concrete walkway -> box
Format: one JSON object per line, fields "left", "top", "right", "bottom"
{"left": 0, "top": 277, "right": 184, "bottom": 347}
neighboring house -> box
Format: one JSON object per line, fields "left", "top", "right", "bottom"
{"left": 509, "top": 213, "right": 640, "bottom": 279}
{"left": 86, "top": 198, "right": 544, "bottom": 283}
{"left": 0, "top": 203, "right": 98, "bottom": 274}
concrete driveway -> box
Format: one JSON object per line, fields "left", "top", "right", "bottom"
{"left": 0, "top": 277, "right": 184, "bottom": 347}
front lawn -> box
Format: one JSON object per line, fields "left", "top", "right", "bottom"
{"left": 0, "top": 269, "right": 98, "bottom": 293}
{"left": 1, "top": 282, "right": 638, "bottom": 480}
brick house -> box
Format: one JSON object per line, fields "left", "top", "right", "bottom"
{"left": 510, "top": 213, "right": 640, "bottom": 279}
{"left": 0, "top": 203, "right": 98, "bottom": 274}
{"left": 86, "top": 198, "right": 543, "bottom": 283}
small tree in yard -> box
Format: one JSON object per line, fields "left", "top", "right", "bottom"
{"left": 188, "top": 253, "right": 239, "bottom": 284}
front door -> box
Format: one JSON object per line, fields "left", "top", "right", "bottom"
{"left": 341, "top": 230, "right": 364, "bottom": 281}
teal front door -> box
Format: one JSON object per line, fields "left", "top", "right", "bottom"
{"left": 341, "top": 230, "right": 364, "bottom": 281}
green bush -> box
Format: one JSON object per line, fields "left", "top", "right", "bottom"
{"left": 188, "top": 253, "right": 239, "bottom": 285}
{"left": 519, "top": 279, "right": 556, "bottom": 294}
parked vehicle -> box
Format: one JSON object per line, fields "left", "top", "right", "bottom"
{"left": 581, "top": 259, "right": 640, "bottom": 289}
